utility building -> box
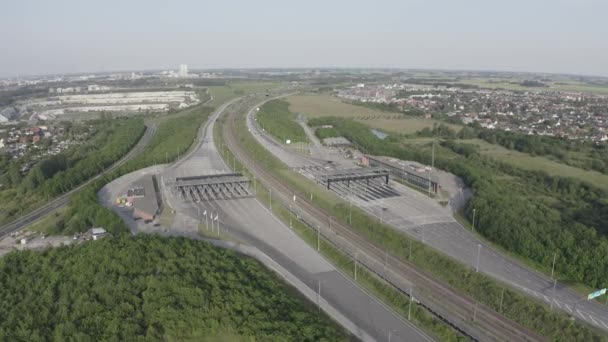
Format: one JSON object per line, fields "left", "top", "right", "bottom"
{"left": 130, "top": 176, "right": 161, "bottom": 222}
{"left": 361, "top": 155, "right": 439, "bottom": 194}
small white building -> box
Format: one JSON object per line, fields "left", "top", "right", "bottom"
{"left": 91, "top": 227, "right": 107, "bottom": 240}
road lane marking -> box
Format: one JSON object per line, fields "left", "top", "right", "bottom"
{"left": 576, "top": 309, "right": 586, "bottom": 319}
{"left": 552, "top": 299, "right": 561, "bottom": 309}
{"left": 588, "top": 315, "right": 599, "bottom": 326}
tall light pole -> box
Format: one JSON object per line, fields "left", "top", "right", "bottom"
{"left": 473, "top": 302, "right": 478, "bottom": 322}
{"left": 476, "top": 244, "right": 482, "bottom": 273}
{"left": 472, "top": 208, "right": 476, "bottom": 233}
{"left": 354, "top": 252, "right": 358, "bottom": 281}
{"left": 317, "top": 225, "right": 321, "bottom": 251}
{"left": 499, "top": 287, "right": 505, "bottom": 313}
{"left": 349, "top": 199, "right": 352, "bottom": 225}
{"left": 409, "top": 238, "right": 413, "bottom": 260}
{"left": 408, "top": 287, "right": 413, "bottom": 320}
{"left": 388, "top": 329, "right": 398, "bottom": 342}
{"left": 432, "top": 139, "right": 435, "bottom": 169}
{"left": 551, "top": 252, "right": 557, "bottom": 280}
{"left": 317, "top": 280, "right": 323, "bottom": 312}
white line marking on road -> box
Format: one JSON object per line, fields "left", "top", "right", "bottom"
{"left": 600, "top": 321, "right": 608, "bottom": 329}
{"left": 588, "top": 315, "right": 599, "bottom": 326}
{"left": 576, "top": 309, "right": 586, "bottom": 319}
{"left": 552, "top": 299, "right": 561, "bottom": 309}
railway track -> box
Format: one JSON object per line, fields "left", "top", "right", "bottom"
{"left": 0, "top": 122, "right": 157, "bottom": 238}
{"left": 222, "top": 96, "right": 546, "bottom": 342}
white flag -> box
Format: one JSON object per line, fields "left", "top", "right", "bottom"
{"left": 214, "top": 214, "right": 219, "bottom": 221}
{"left": 203, "top": 210, "right": 207, "bottom": 216}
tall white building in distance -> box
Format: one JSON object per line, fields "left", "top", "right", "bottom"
{"left": 179, "top": 64, "right": 188, "bottom": 77}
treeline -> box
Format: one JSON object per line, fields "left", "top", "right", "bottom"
{"left": 309, "top": 117, "right": 608, "bottom": 288}
{"left": 64, "top": 106, "right": 214, "bottom": 235}
{"left": 477, "top": 129, "right": 608, "bottom": 174}
{"left": 0, "top": 235, "right": 346, "bottom": 341}
{"left": 0, "top": 118, "right": 145, "bottom": 225}
{"left": 416, "top": 121, "right": 608, "bottom": 174}
{"left": 257, "top": 100, "right": 308, "bottom": 143}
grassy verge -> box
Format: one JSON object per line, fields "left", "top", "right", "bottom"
{"left": 223, "top": 97, "right": 607, "bottom": 342}
{"left": 257, "top": 99, "right": 308, "bottom": 143}
{"left": 214, "top": 104, "right": 467, "bottom": 342}
{"left": 26, "top": 208, "right": 68, "bottom": 235}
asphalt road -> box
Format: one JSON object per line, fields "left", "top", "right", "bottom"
{"left": 245, "top": 95, "right": 608, "bottom": 333}
{"left": 0, "top": 121, "right": 157, "bottom": 239}
{"left": 156, "top": 95, "right": 434, "bottom": 342}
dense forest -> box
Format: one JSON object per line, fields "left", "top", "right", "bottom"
{"left": 0, "top": 118, "right": 145, "bottom": 225}
{"left": 309, "top": 117, "right": 608, "bottom": 288}
{"left": 0, "top": 235, "right": 347, "bottom": 341}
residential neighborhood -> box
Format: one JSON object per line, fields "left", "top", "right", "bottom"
{"left": 338, "top": 83, "right": 608, "bottom": 143}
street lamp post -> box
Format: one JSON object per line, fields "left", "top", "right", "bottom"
{"left": 409, "top": 238, "right": 413, "bottom": 260}
{"left": 476, "top": 244, "right": 482, "bottom": 272}
{"left": 551, "top": 252, "right": 557, "bottom": 280}
{"left": 217, "top": 214, "right": 220, "bottom": 237}
{"left": 317, "top": 225, "right": 320, "bottom": 251}
{"left": 349, "top": 200, "right": 352, "bottom": 225}
{"left": 408, "top": 287, "right": 413, "bottom": 320}
{"left": 388, "top": 329, "right": 398, "bottom": 342}
{"left": 317, "top": 280, "right": 323, "bottom": 312}
{"left": 472, "top": 208, "right": 476, "bottom": 232}
{"left": 354, "top": 252, "right": 358, "bottom": 281}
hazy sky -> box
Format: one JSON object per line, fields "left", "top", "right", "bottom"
{"left": 1, "top": 0, "right": 607, "bottom": 77}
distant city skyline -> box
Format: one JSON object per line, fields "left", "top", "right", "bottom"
{"left": 2, "top": 0, "right": 607, "bottom": 78}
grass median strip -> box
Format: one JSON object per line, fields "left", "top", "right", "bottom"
{"left": 214, "top": 103, "right": 468, "bottom": 342}
{"left": 220, "top": 97, "right": 607, "bottom": 342}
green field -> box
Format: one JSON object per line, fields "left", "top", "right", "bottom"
{"left": 287, "top": 94, "right": 461, "bottom": 134}
{"left": 461, "top": 138, "right": 608, "bottom": 190}
{"left": 257, "top": 100, "right": 308, "bottom": 143}
{"left": 208, "top": 82, "right": 281, "bottom": 107}
{"left": 26, "top": 208, "right": 68, "bottom": 234}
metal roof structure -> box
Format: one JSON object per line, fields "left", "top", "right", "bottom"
{"left": 170, "top": 173, "right": 253, "bottom": 202}
{"left": 318, "top": 167, "right": 389, "bottom": 189}
{"left": 175, "top": 173, "right": 249, "bottom": 188}
{"left": 131, "top": 176, "right": 160, "bottom": 218}
{"left": 366, "top": 155, "right": 440, "bottom": 184}
{"left": 322, "top": 137, "right": 352, "bottom": 146}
